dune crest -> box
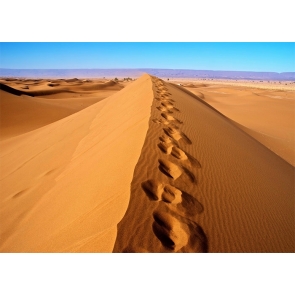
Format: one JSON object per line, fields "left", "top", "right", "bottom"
{"left": 0, "top": 74, "right": 153, "bottom": 252}
{"left": 113, "top": 76, "right": 294, "bottom": 253}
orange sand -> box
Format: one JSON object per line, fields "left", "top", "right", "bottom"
{"left": 0, "top": 74, "right": 294, "bottom": 252}
{"left": 180, "top": 81, "right": 295, "bottom": 166}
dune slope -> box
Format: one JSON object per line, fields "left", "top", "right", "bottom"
{"left": 0, "top": 79, "right": 125, "bottom": 140}
{"left": 0, "top": 74, "right": 293, "bottom": 253}
{"left": 113, "top": 76, "right": 294, "bottom": 253}
{"left": 0, "top": 74, "right": 153, "bottom": 252}
{"left": 183, "top": 83, "right": 295, "bottom": 166}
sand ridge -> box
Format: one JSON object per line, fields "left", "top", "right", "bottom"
{"left": 0, "top": 74, "right": 153, "bottom": 252}
{"left": 113, "top": 77, "right": 211, "bottom": 252}
{"left": 113, "top": 76, "right": 294, "bottom": 253}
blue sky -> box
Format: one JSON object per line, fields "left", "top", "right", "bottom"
{"left": 0, "top": 42, "right": 294, "bottom": 72}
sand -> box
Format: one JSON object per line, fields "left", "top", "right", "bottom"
{"left": 0, "top": 78, "right": 126, "bottom": 140}
{"left": 0, "top": 74, "right": 294, "bottom": 252}
{"left": 180, "top": 81, "right": 295, "bottom": 166}
{"left": 0, "top": 75, "right": 152, "bottom": 252}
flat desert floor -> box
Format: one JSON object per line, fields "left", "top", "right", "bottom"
{"left": 0, "top": 75, "right": 294, "bottom": 252}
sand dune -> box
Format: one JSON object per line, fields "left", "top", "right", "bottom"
{"left": 113, "top": 76, "right": 294, "bottom": 253}
{"left": 182, "top": 82, "right": 295, "bottom": 166}
{"left": 0, "top": 79, "right": 125, "bottom": 140}
{"left": 1, "top": 78, "right": 123, "bottom": 97}
{"left": 0, "top": 74, "right": 294, "bottom": 253}
{"left": 0, "top": 74, "right": 152, "bottom": 252}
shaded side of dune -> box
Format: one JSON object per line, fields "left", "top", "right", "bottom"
{"left": 0, "top": 80, "right": 122, "bottom": 97}
{"left": 0, "top": 83, "right": 34, "bottom": 96}
{"left": 114, "top": 76, "right": 294, "bottom": 253}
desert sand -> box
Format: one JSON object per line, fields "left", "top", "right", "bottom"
{"left": 0, "top": 74, "right": 294, "bottom": 252}
{"left": 179, "top": 80, "right": 295, "bottom": 166}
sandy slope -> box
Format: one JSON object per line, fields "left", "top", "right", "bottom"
{"left": 182, "top": 82, "right": 295, "bottom": 166}
{"left": 0, "top": 79, "right": 124, "bottom": 140}
{"left": 0, "top": 74, "right": 294, "bottom": 253}
{"left": 113, "top": 76, "right": 294, "bottom": 253}
{"left": 0, "top": 74, "right": 152, "bottom": 252}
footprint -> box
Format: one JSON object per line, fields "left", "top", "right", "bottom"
{"left": 161, "top": 102, "right": 180, "bottom": 112}
{"left": 157, "top": 140, "right": 177, "bottom": 155}
{"left": 162, "top": 184, "right": 183, "bottom": 204}
{"left": 152, "top": 118, "right": 162, "bottom": 124}
{"left": 171, "top": 146, "right": 201, "bottom": 168}
{"left": 161, "top": 95, "right": 175, "bottom": 105}
{"left": 141, "top": 179, "right": 164, "bottom": 201}
{"left": 163, "top": 126, "right": 182, "bottom": 141}
{"left": 171, "top": 146, "right": 188, "bottom": 160}
{"left": 155, "top": 96, "right": 172, "bottom": 102}
{"left": 161, "top": 113, "right": 183, "bottom": 124}
{"left": 160, "top": 92, "right": 171, "bottom": 97}
{"left": 159, "top": 89, "right": 170, "bottom": 94}
{"left": 163, "top": 127, "right": 192, "bottom": 144}
{"left": 142, "top": 180, "right": 203, "bottom": 216}
{"left": 152, "top": 204, "right": 208, "bottom": 252}
{"left": 157, "top": 142, "right": 201, "bottom": 168}
{"left": 158, "top": 159, "right": 183, "bottom": 180}
{"left": 152, "top": 118, "right": 170, "bottom": 125}
{"left": 158, "top": 156, "right": 195, "bottom": 183}
{"left": 141, "top": 180, "right": 182, "bottom": 204}
{"left": 156, "top": 106, "right": 173, "bottom": 113}
{"left": 141, "top": 180, "right": 180, "bottom": 204}
{"left": 152, "top": 209, "right": 189, "bottom": 252}
{"left": 161, "top": 102, "right": 173, "bottom": 109}
{"left": 160, "top": 113, "right": 174, "bottom": 121}
{"left": 159, "top": 134, "right": 173, "bottom": 144}
{"left": 157, "top": 141, "right": 173, "bottom": 154}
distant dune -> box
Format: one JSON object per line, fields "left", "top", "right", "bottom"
{"left": 0, "top": 74, "right": 294, "bottom": 252}
{"left": 0, "top": 79, "right": 125, "bottom": 139}
{"left": 1, "top": 68, "right": 295, "bottom": 80}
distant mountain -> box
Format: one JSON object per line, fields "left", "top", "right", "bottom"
{"left": 143, "top": 69, "right": 295, "bottom": 80}
{"left": 0, "top": 69, "right": 144, "bottom": 79}
{"left": 0, "top": 68, "right": 294, "bottom": 80}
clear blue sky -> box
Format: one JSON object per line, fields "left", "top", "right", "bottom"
{"left": 0, "top": 42, "right": 294, "bottom": 72}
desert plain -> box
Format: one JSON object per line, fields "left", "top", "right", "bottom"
{"left": 0, "top": 74, "right": 294, "bottom": 252}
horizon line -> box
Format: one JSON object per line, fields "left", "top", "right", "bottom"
{"left": 1, "top": 68, "right": 294, "bottom": 74}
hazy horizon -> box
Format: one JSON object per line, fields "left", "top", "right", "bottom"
{"left": 1, "top": 68, "right": 294, "bottom": 81}
{"left": 1, "top": 67, "right": 295, "bottom": 73}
